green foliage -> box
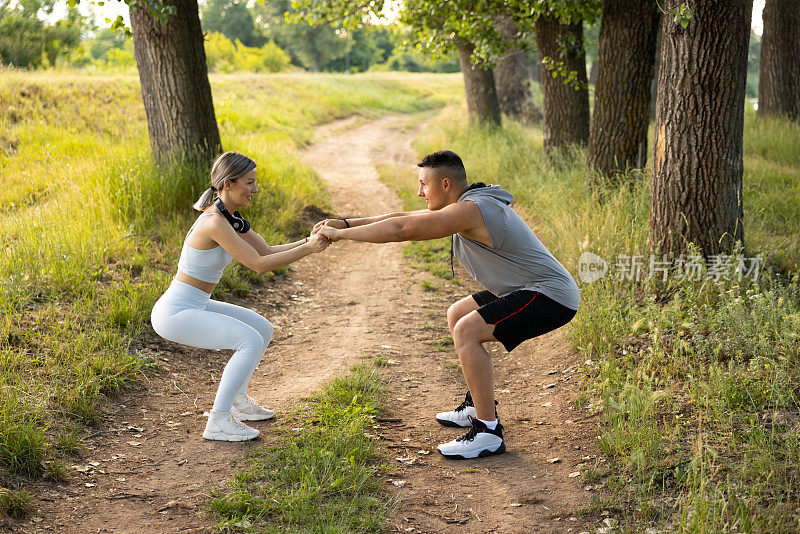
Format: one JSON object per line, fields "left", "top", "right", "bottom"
{"left": 293, "top": 0, "right": 599, "bottom": 68}
{"left": 541, "top": 55, "right": 588, "bottom": 91}
{"left": 87, "top": 28, "right": 126, "bottom": 60}
{"left": 666, "top": 1, "right": 693, "bottom": 28}
{"left": 254, "top": 0, "right": 353, "bottom": 72}
{"left": 207, "top": 365, "right": 390, "bottom": 532}
{"left": 204, "top": 32, "right": 291, "bottom": 73}
{"left": 0, "top": 0, "right": 88, "bottom": 68}
{"left": 746, "top": 30, "right": 761, "bottom": 98}
{"left": 201, "top": 0, "right": 265, "bottom": 48}
{"left": 372, "top": 47, "right": 460, "bottom": 73}
{"left": 327, "top": 26, "right": 394, "bottom": 73}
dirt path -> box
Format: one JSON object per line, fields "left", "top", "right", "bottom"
{"left": 13, "top": 113, "right": 604, "bottom": 534}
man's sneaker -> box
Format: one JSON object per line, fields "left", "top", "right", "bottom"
{"left": 435, "top": 391, "right": 497, "bottom": 428}
{"left": 203, "top": 410, "right": 260, "bottom": 441}
{"left": 437, "top": 416, "right": 506, "bottom": 459}
{"left": 231, "top": 394, "right": 275, "bottom": 421}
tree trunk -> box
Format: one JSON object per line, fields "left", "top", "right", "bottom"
{"left": 758, "top": 0, "right": 800, "bottom": 120}
{"left": 493, "top": 15, "right": 543, "bottom": 122}
{"left": 458, "top": 42, "right": 501, "bottom": 126}
{"left": 650, "top": 0, "right": 752, "bottom": 257}
{"left": 130, "top": 0, "right": 222, "bottom": 165}
{"left": 534, "top": 16, "right": 590, "bottom": 151}
{"left": 587, "top": 0, "right": 660, "bottom": 181}
{"left": 648, "top": 21, "right": 662, "bottom": 122}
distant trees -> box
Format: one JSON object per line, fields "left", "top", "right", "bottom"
{"left": 249, "top": 0, "right": 395, "bottom": 73}
{"left": 0, "top": 0, "right": 87, "bottom": 68}
{"left": 650, "top": 0, "right": 752, "bottom": 257}
{"left": 535, "top": 14, "right": 590, "bottom": 150}
{"left": 201, "top": 0, "right": 265, "bottom": 48}
{"left": 493, "top": 15, "right": 541, "bottom": 121}
{"left": 457, "top": 41, "right": 502, "bottom": 125}
{"left": 249, "top": 0, "right": 352, "bottom": 72}
{"left": 290, "top": 0, "right": 543, "bottom": 126}
{"left": 204, "top": 32, "right": 290, "bottom": 73}
{"left": 757, "top": 0, "right": 800, "bottom": 120}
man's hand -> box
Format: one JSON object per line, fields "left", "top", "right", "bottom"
{"left": 317, "top": 225, "right": 343, "bottom": 242}
{"left": 312, "top": 218, "right": 346, "bottom": 234}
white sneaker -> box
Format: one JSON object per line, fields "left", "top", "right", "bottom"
{"left": 231, "top": 394, "right": 275, "bottom": 421}
{"left": 435, "top": 391, "right": 497, "bottom": 428}
{"left": 203, "top": 410, "right": 260, "bottom": 441}
{"left": 437, "top": 417, "right": 506, "bottom": 459}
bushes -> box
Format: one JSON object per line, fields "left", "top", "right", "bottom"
{"left": 205, "top": 32, "right": 291, "bottom": 73}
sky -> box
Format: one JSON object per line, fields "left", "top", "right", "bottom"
{"left": 52, "top": 0, "right": 767, "bottom": 37}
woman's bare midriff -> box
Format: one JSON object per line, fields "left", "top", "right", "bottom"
{"left": 175, "top": 270, "right": 216, "bottom": 294}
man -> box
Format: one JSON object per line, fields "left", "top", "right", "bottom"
{"left": 316, "top": 150, "right": 579, "bottom": 459}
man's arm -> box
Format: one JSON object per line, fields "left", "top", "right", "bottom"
{"left": 318, "top": 202, "right": 482, "bottom": 243}
{"left": 344, "top": 209, "right": 430, "bottom": 227}
{"left": 313, "top": 209, "right": 430, "bottom": 233}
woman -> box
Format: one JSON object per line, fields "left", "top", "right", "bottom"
{"left": 151, "top": 151, "right": 330, "bottom": 441}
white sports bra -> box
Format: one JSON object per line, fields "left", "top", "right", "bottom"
{"left": 176, "top": 213, "right": 233, "bottom": 284}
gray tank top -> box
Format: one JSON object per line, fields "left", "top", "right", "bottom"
{"left": 452, "top": 185, "right": 580, "bottom": 310}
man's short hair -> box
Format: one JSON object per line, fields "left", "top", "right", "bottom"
{"left": 417, "top": 150, "right": 467, "bottom": 185}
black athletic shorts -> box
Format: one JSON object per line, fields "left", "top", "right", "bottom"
{"left": 472, "top": 289, "right": 577, "bottom": 352}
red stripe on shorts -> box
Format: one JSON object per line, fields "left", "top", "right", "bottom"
{"left": 493, "top": 292, "right": 539, "bottom": 326}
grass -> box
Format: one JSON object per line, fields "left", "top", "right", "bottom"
{"left": 409, "top": 104, "right": 800, "bottom": 531}
{"left": 206, "top": 364, "right": 391, "bottom": 532}
{"left": 0, "top": 487, "right": 31, "bottom": 519}
{"left": 0, "top": 69, "right": 462, "bottom": 517}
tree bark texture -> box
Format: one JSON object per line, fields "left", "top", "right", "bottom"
{"left": 648, "top": 21, "right": 662, "bottom": 122}
{"left": 758, "top": 0, "right": 800, "bottom": 120}
{"left": 587, "top": 0, "right": 660, "bottom": 181}
{"left": 130, "top": 0, "right": 222, "bottom": 164}
{"left": 458, "top": 42, "right": 502, "bottom": 126}
{"left": 534, "top": 16, "right": 590, "bottom": 150}
{"left": 651, "top": 0, "right": 752, "bottom": 257}
{"left": 493, "top": 15, "right": 543, "bottom": 122}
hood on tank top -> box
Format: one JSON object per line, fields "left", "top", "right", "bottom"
{"left": 458, "top": 183, "right": 514, "bottom": 206}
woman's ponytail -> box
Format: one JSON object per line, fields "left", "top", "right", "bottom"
{"left": 193, "top": 186, "right": 217, "bottom": 211}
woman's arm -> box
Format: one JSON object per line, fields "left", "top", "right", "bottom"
{"left": 267, "top": 238, "right": 310, "bottom": 254}
{"left": 240, "top": 230, "right": 307, "bottom": 255}
{"left": 240, "top": 229, "right": 271, "bottom": 255}
{"left": 209, "top": 219, "right": 330, "bottom": 274}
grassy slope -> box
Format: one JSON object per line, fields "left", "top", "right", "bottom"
{"left": 413, "top": 105, "right": 800, "bottom": 532}
{"left": 0, "top": 70, "right": 461, "bottom": 499}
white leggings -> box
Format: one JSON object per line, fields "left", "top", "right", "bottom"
{"left": 151, "top": 280, "right": 274, "bottom": 412}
